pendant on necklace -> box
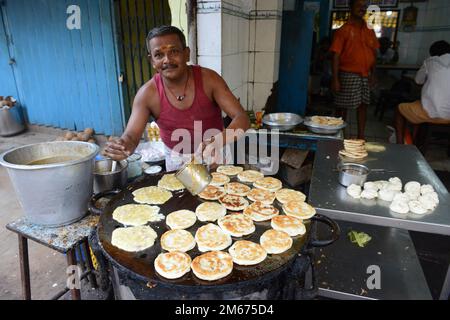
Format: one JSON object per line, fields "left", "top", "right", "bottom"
{"left": 176, "top": 95, "right": 185, "bottom": 101}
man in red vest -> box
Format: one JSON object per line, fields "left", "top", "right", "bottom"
{"left": 104, "top": 26, "right": 250, "bottom": 170}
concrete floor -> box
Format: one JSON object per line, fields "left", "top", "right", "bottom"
{"left": 0, "top": 122, "right": 448, "bottom": 300}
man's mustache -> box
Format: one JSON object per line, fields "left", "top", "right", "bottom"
{"left": 162, "top": 64, "right": 178, "bottom": 70}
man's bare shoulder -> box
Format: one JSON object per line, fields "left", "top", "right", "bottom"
{"left": 200, "top": 66, "right": 222, "bottom": 82}
{"left": 135, "top": 78, "right": 159, "bottom": 108}
{"left": 137, "top": 78, "right": 158, "bottom": 98}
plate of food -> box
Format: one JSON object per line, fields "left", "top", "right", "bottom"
{"left": 303, "top": 116, "right": 347, "bottom": 134}
{"left": 136, "top": 141, "right": 166, "bottom": 164}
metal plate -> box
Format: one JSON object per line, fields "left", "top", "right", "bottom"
{"left": 97, "top": 172, "right": 310, "bottom": 287}
{"left": 263, "top": 113, "right": 303, "bottom": 131}
{"left": 304, "top": 117, "right": 347, "bottom": 135}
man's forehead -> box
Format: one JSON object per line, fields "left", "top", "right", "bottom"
{"left": 152, "top": 44, "right": 178, "bottom": 52}
{"left": 150, "top": 34, "right": 183, "bottom": 51}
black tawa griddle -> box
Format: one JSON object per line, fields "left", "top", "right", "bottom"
{"left": 97, "top": 172, "right": 338, "bottom": 290}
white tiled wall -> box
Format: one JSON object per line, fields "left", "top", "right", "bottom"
{"left": 196, "top": 0, "right": 283, "bottom": 112}
{"left": 248, "top": 0, "right": 283, "bottom": 112}
{"left": 397, "top": 0, "right": 450, "bottom": 65}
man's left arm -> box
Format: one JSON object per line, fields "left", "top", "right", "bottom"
{"left": 211, "top": 70, "right": 250, "bottom": 141}
{"left": 201, "top": 70, "right": 250, "bottom": 161}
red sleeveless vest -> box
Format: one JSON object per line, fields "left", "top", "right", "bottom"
{"left": 155, "top": 65, "right": 224, "bottom": 153}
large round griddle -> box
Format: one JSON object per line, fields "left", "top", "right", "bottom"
{"left": 97, "top": 172, "right": 312, "bottom": 288}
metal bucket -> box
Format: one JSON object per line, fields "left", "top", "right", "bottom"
{"left": 0, "top": 141, "right": 99, "bottom": 227}
{"left": 94, "top": 159, "right": 128, "bottom": 194}
{"left": 0, "top": 105, "right": 25, "bottom": 137}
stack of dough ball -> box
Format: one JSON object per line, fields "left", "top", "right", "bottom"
{"left": 390, "top": 181, "right": 439, "bottom": 215}
{"left": 58, "top": 128, "right": 96, "bottom": 144}
{"left": 346, "top": 178, "right": 439, "bottom": 215}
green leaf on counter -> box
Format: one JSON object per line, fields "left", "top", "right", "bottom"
{"left": 348, "top": 231, "right": 372, "bottom": 247}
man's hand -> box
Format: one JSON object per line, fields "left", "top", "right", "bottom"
{"left": 103, "top": 138, "right": 133, "bottom": 161}
{"left": 194, "top": 137, "right": 224, "bottom": 168}
{"left": 332, "top": 78, "right": 341, "bottom": 93}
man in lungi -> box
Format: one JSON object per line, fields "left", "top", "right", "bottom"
{"left": 330, "top": 0, "right": 379, "bottom": 139}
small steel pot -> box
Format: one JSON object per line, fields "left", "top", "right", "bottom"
{"left": 337, "top": 163, "right": 369, "bottom": 187}
{"left": 94, "top": 159, "right": 128, "bottom": 194}
{"left": 175, "top": 160, "right": 211, "bottom": 195}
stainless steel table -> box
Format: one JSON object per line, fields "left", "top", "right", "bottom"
{"left": 309, "top": 140, "right": 450, "bottom": 235}
{"left": 309, "top": 140, "right": 450, "bottom": 300}
{"left": 246, "top": 128, "right": 343, "bottom": 151}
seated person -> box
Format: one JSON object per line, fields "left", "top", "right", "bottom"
{"left": 395, "top": 41, "right": 450, "bottom": 144}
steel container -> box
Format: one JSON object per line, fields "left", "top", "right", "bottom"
{"left": 337, "top": 163, "right": 369, "bottom": 187}
{"left": 175, "top": 160, "right": 211, "bottom": 195}
{"left": 0, "top": 141, "right": 99, "bottom": 227}
{"left": 94, "top": 159, "right": 128, "bottom": 194}
{"left": 0, "top": 106, "right": 25, "bottom": 137}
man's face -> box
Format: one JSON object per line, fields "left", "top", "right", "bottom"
{"left": 148, "top": 34, "right": 190, "bottom": 80}
{"left": 351, "top": 0, "right": 367, "bottom": 19}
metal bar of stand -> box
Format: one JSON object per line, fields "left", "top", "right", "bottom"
{"left": 18, "top": 235, "right": 31, "bottom": 300}
{"left": 66, "top": 249, "right": 81, "bottom": 300}
{"left": 82, "top": 239, "right": 98, "bottom": 289}
{"left": 50, "top": 270, "right": 93, "bottom": 300}
{"left": 440, "top": 264, "right": 450, "bottom": 300}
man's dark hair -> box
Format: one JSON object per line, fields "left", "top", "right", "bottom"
{"left": 349, "top": 0, "right": 357, "bottom": 9}
{"left": 146, "top": 25, "right": 186, "bottom": 52}
{"left": 429, "top": 40, "right": 450, "bottom": 57}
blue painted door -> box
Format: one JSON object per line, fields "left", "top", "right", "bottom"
{"left": 277, "top": 0, "right": 315, "bottom": 115}
{"left": 0, "top": 7, "right": 18, "bottom": 99}
{"left": 0, "top": 0, "right": 124, "bottom": 135}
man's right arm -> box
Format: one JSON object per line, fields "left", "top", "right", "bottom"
{"left": 329, "top": 30, "right": 344, "bottom": 93}
{"left": 415, "top": 61, "right": 427, "bottom": 85}
{"left": 104, "top": 84, "right": 153, "bottom": 160}
{"left": 332, "top": 52, "right": 341, "bottom": 93}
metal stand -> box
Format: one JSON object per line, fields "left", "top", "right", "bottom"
{"left": 6, "top": 216, "right": 99, "bottom": 300}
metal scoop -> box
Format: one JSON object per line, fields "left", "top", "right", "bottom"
{"left": 175, "top": 157, "right": 211, "bottom": 196}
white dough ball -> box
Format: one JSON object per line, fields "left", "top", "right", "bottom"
{"left": 405, "top": 190, "right": 421, "bottom": 201}
{"left": 364, "top": 182, "right": 379, "bottom": 191}
{"left": 408, "top": 200, "right": 428, "bottom": 215}
{"left": 420, "top": 185, "right": 435, "bottom": 195}
{"left": 393, "top": 193, "right": 409, "bottom": 203}
{"left": 361, "top": 189, "right": 378, "bottom": 200}
{"left": 389, "top": 177, "right": 402, "bottom": 185}
{"left": 418, "top": 194, "right": 438, "bottom": 211}
{"left": 405, "top": 181, "right": 421, "bottom": 193}
{"left": 378, "top": 188, "right": 399, "bottom": 202}
{"left": 390, "top": 201, "right": 409, "bottom": 214}
{"left": 347, "top": 184, "right": 362, "bottom": 199}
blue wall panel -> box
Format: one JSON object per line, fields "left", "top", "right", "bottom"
{"left": 2, "top": 0, "right": 124, "bottom": 135}
{"left": 277, "top": 0, "right": 315, "bottom": 115}
{"left": 0, "top": 10, "right": 18, "bottom": 98}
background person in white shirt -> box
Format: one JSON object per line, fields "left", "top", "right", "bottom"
{"left": 395, "top": 40, "right": 450, "bottom": 144}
